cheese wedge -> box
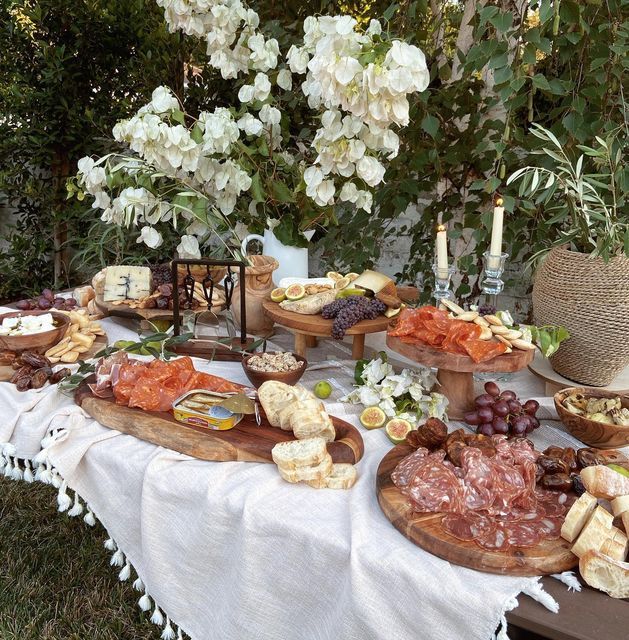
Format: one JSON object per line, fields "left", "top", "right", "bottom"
{"left": 611, "top": 495, "right": 629, "bottom": 517}
{"left": 560, "top": 491, "right": 598, "bottom": 543}
{"left": 103, "top": 266, "right": 152, "bottom": 302}
{"left": 571, "top": 506, "right": 614, "bottom": 558}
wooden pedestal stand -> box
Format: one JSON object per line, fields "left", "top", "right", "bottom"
{"left": 387, "top": 335, "right": 535, "bottom": 419}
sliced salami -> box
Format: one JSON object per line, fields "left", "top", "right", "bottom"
{"left": 442, "top": 512, "right": 496, "bottom": 542}
{"left": 477, "top": 523, "right": 510, "bottom": 551}
{"left": 536, "top": 516, "right": 563, "bottom": 540}
{"left": 391, "top": 448, "right": 429, "bottom": 487}
{"left": 503, "top": 521, "right": 542, "bottom": 548}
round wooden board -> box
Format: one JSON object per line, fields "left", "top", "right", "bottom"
{"left": 95, "top": 297, "right": 224, "bottom": 322}
{"left": 386, "top": 335, "right": 535, "bottom": 373}
{"left": 376, "top": 444, "right": 578, "bottom": 576}
{"left": 262, "top": 300, "right": 390, "bottom": 337}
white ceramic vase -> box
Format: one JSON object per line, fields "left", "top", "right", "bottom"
{"left": 241, "top": 228, "right": 314, "bottom": 285}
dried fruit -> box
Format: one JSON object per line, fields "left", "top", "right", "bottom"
{"left": 21, "top": 352, "right": 51, "bottom": 369}
{"left": 30, "top": 368, "right": 51, "bottom": 389}
{"left": 49, "top": 368, "right": 71, "bottom": 384}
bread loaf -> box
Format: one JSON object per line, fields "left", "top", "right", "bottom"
{"left": 611, "top": 495, "right": 629, "bottom": 517}
{"left": 599, "top": 527, "right": 628, "bottom": 562}
{"left": 306, "top": 463, "right": 357, "bottom": 489}
{"left": 623, "top": 511, "right": 629, "bottom": 536}
{"left": 580, "top": 466, "right": 629, "bottom": 500}
{"left": 579, "top": 550, "right": 629, "bottom": 599}
{"left": 291, "top": 408, "right": 335, "bottom": 442}
{"left": 560, "top": 491, "right": 598, "bottom": 543}
{"left": 571, "top": 506, "right": 614, "bottom": 558}
{"left": 277, "top": 453, "right": 333, "bottom": 483}
{"left": 271, "top": 437, "right": 327, "bottom": 470}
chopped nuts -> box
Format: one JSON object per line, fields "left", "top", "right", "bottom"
{"left": 247, "top": 352, "right": 304, "bottom": 373}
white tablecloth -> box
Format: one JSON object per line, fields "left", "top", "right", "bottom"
{"left": 0, "top": 313, "right": 595, "bottom": 640}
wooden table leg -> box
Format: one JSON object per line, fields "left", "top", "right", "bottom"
{"left": 306, "top": 335, "right": 318, "bottom": 348}
{"left": 436, "top": 368, "right": 474, "bottom": 420}
{"left": 294, "top": 332, "right": 308, "bottom": 358}
{"left": 351, "top": 334, "right": 366, "bottom": 360}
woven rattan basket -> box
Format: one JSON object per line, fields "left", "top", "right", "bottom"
{"left": 532, "top": 247, "right": 629, "bottom": 386}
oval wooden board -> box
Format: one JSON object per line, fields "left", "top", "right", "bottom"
{"left": 376, "top": 444, "right": 578, "bottom": 576}
{"left": 262, "top": 300, "right": 390, "bottom": 337}
{"left": 386, "top": 335, "right": 535, "bottom": 373}
{"left": 0, "top": 335, "right": 107, "bottom": 382}
{"left": 75, "top": 377, "right": 364, "bottom": 465}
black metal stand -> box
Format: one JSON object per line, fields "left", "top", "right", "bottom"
{"left": 171, "top": 258, "right": 247, "bottom": 346}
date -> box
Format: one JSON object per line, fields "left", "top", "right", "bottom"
{"left": 49, "top": 368, "right": 71, "bottom": 384}
{"left": 30, "top": 368, "right": 51, "bottom": 389}
{"left": 21, "top": 352, "right": 51, "bottom": 369}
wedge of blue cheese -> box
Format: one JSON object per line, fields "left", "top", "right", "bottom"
{"left": 103, "top": 266, "right": 152, "bottom": 302}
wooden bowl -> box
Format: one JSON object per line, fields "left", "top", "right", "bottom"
{"left": 0, "top": 310, "right": 70, "bottom": 354}
{"left": 241, "top": 352, "right": 307, "bottom": 388}
{"left": 554, "top": 387, "right": 629, "bottom": 449}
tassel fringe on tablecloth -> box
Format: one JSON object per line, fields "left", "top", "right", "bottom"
{"left": 0, "top": 429, "right": 581, "bottom": 640}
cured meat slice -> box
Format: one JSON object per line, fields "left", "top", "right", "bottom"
{"left": 388, "top": 308, "right": 424, "bottom": 337}
{"left": 536, "top": 516, "right": 563, "bottom": 540}
{"left": 460, "top": 448, "right": 494, "bottom": 511}
{"left": 461, "top": 337, "right": 508, "bottom": 363}
{"left": 405, "top": 454, "right": 465, "bottom": 513}
{"left": 442, "top": 512, "right": 496, "bottom": 542}
{"left": 391, "top": 448, "right": 429, "bottom": 487}
{"left": 503, "top": 521, "right": 542, "bottom": 548}
{"left": 477, "top": 523, "right": 510, "bottom": 551}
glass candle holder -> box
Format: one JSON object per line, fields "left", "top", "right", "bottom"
{"left": 433, "top": 263, "right": 455, "bottom": 303}
{"left": 481, "top": 252, "right": 509, "bottom": 296}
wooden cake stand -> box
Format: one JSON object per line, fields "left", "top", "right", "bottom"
{"left": 387, "top": 335, "right": 535, "bottom": 419}
{"left": 262, "top": 300, "right": 390, "bottom": 360}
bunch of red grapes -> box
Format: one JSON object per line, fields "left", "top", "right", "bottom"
{"left": 465, "top": 381, "right": 540, "bottom": 437}
{"left": 15, "top": 288, "right": 77, "bottom": 311}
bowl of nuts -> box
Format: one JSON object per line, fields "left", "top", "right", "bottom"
{"left": 241, "top": 351, "right": 307, "bottom": 388}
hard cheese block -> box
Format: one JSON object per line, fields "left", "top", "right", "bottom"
{"left": 103, "top": 266, "right": 152, "bottom": 302}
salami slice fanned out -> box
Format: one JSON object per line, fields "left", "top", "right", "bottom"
{"left": 536, "top": 516, "right": 563, "bottom": 540}
{"left": 391, "top": 448, "right": 430, "bottom": 488}
{"left": 442, "top": 512, "right": 496, "bottom": 542}
{"left": 503, "top": 521, "right": 542, "bottom": 548}
{"left": 477, "top": 523, "right": 510, "bottom": 551}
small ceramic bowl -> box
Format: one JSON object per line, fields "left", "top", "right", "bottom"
{"left": 241, "top": 352, "right": 307, "bottom": 388}
{"left": 554, "top": 387, "right": 629, "bottom": 449}
{"left": 0, "top": 310, "right": 70, "bottom": 354}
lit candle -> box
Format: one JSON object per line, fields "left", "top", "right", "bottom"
{"left": 435, "top": 224, "right": 449, "bottom": 278}
{"left": 488, "top": 197, "right": 504, "bottom": 269}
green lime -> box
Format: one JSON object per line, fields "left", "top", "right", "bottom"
{"left": 607, "top": 464, "right": 629, "bottom": 478}
{"left": 360, "top": 406, "right": 386, "bottom": 429}
{"left": 314, "top": 380, "right": 332, "bottom": 399}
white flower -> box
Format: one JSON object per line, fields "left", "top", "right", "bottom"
{"left": 356, "top": 156, "right": 386, "bottom": 187}
{"left": 360, "top": 357, "right": 393, "bottom": 385}
{"left": 186, "top": 219, "right": 209, "bottom": 236}
{"left": 378, "top": 397, "right": 397, "bottom": 418}
{"left": 137, "top": 226, "right": 163, "bottom": 249}
{"left": 77, "top": 156, "right": 107, "bottom": 194}
{"left": 150, "top": 86, "right": 179, "bottom": 113}
{"left": 367, "top": 19, "right": 382, "bottom": 36}
{"left": 176, "top": 234, "right": 201, "bottom": 259}
{"left": 334, "top": 57, "right": 363, "bottom": 85}
{"left": 259, "top": 104, "right": 281, "bottom": 126}
{"left": 238, "top": 84, "right": 255, "bottom": 103}
{"left": 237, "top": 113, "right": 263, "bottom": 136}
{"left": 287, "top": 45, "right": 309, "bottom": 74}
{"left": 276, "top": 68, "right": 292, "bottom": 91}
{"left": 92, "top": 191, "right": 111, "bottom": 210}
{"left": 253, "top": 72, "right": 272, "bottom": 101}
{"left": 249, "top": 34, "right": 279, "bottom": 72}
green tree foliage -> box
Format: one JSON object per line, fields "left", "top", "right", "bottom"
{"left": 0, "top": 0, "right": 187, "bottom": 300}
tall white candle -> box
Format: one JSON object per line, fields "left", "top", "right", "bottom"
{"left": 488, "top": 197, "right": 504, "bottom": 269}
{"left": 435, "top": 224, "right": 448, "bottom": 278}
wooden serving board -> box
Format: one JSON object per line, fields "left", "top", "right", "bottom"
{"left": 75, "top": 377, "right": 364, "bottom": 464}
{"left": 387, "top": 335, "right": 535, "bottom": 420}
{"left": 0, "top": 335, "right": 107, "bottom": 382}
{"left": 94, "top": 297, "right": 225, "bottom": 322}
{"left": 376, "top": 444, "right": 578, "bottom": 576}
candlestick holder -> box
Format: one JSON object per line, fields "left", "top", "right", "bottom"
{"left": 433, "top": 263, "right": 455, "bottom": 303}
{"left": 481, "top": 251, "right": 508, "bottom": 298}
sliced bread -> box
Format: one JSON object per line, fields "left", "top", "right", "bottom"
{"left": 600, "top": 527, "right": 628, "bottom": 562}
{"left": 579, "top": 550, "right": 629, "bottom": 599}
{"left": 560, "top": 491, "right": 598, "bottom": 542}
{"left": 258, "top": 381, "right": 296, "bottom": 427}
{"left": 623, "top": 511, "right": 629, "bottom": 535}
{"left": 291, "top": 409, "right": 335, "bottom": 442}
{"left": 580, "top": 466, "right": 629, "bottom": 500}
{"left": 571, "top": 505, "right": 614, "bottom": 558}
{"left": 306, "top": 463, "right": 357, "bottom": 489}
{"left": 271, "top": 437, "right": 327, "bottom": 470}
{"left": 611, "top": 495, "right": 629, "bottom": 517}
{"left": 277, "top": 453, "right": 333, "bottom": 483}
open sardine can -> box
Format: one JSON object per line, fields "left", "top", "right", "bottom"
{"left": 172, "top": 389, "right": 244, "bottom": 431}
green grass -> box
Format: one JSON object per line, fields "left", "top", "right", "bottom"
{"left": 0, "top": 476, "right": 158, "bottom": 640}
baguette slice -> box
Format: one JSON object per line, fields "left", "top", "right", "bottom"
{"left": 611, "top": 495, "right": 629, "bottom": 517}
{"left": 571, "top": 506, "right": 614, "bottom": 558}
{"left": 271, "top": 437, "right": 327, "bottom": 470}
{"left": 560, "top": 491, "right": 598, "bottom": 543}
{"left": 292, "top": 409, "right": 335, "bottom": 442}
{"left": 258, "top": 381, "right": 296, "bottom": 427}
{"left": 277, "top": 453, "right": 333, "bottom": 483}
{"left": 580, "top": 466, "right": 629, "bottom": 500}
{"left": 579, "top": 550, "right": 629, "bottom": 599}
{"left": 306, "top": 463, "right": 357, "bottom": 489}
{"left": 600, "top": 527, "right": 628, "bottom": 562}
{"left": 278, "top": 399, "right": 324, "bottom": 431}
{"left": 623, "top": 511, "right": 629, "bottom": 535}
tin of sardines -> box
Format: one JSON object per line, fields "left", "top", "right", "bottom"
{"left": 172, "top": 390, "right": 244, "bottom": 431}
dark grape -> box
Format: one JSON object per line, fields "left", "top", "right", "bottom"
{"left": 493, "top": 400, "right": 509, "bottom": 417}
{"left": 322, "top": 296, "right": 386, "bottom": 339}
{"left": 37, "top": 297, "right": 52, "bottom": 310}
{"left": 507, "top": 399, "right": 522, "bottom": 414}
{"left": 464, "top": 411, "right": 481, "bottom": 426}
{"left": 478, "top": 303, "right": 496, "bottom": 315}
{"left": 492, "top": 416, "right": 509, "bottom": 434}
{"left": 53, "top": 299, "right": 65, "bottom": 309}
{"left": 484, "top": 381, "right": 501, "bottom": 397}
{"left": 523, "top": 399, "right": 539, "bottom": 415}
{"left": 529, "top": 416, "right": 540, "bottom": 430}
{"left": 511, "top": 416, "right": 528, "bottom": 436}
{"left": 477, "top": 406, "right": 494, "bottom": 423}
{"left": 474, "top": 393, "right": 494, "bottom": 408}
{"left": 479, "top": 423, "right": 494, "bottom": 436}
{"left": 42, "top": 288, "right": 54, "bottom": 302}
{"left": 156, "top": 296, "right": 169, "bottom": 310}
{"left": 150, "top": 264, "right": 172, "bottom": 287}
{"left": 15, "top": 300, "right": 30, "bottom": 310}
{"left": 65, "top": 297, "right": 77, "bottom": 307}
{"left": 500, "top": 390, "right": 517, "bottom": 401}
